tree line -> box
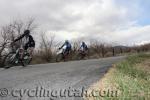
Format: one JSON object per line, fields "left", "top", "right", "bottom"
{"left": 0, "top": 18, "right": 150, "bottom": 67}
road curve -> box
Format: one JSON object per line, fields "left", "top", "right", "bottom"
{"left": 0, "top": 56, "right": 125, "bottom": 100}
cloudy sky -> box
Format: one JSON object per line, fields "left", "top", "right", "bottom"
{"left": 0, "top": 0, "right": 150, "bottom": 45}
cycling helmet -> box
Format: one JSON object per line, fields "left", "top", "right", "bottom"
{"left": 24, "top": 30, "right": 30, "bottom": 35}
{"left": 82, "top": 41, "right": 85, "bottom": 45}
{"left": 65, "top": 40, "right": 69, "bottom": 43}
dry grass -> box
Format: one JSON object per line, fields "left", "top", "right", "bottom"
{"left": 85, "top": 66, "right": 120, "bottom": 100}
{"left": 136, "top": 59, "right": 150, "bottom": 74}
{"left": 85, "top": 53, "right": 150, "bottom": 100}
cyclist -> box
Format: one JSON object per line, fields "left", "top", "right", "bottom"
{"left": 79, "top": 41, "right": 88, "bottom": 52}
{"left": 59, "top": 40, "right": 72, "bottom": 55}
{"left": 13, "top": 30, "right": 35, "bottom": 56}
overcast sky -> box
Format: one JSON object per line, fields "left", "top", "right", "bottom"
{"left": 0, "top": 0, "right": 150, "bottom": 45}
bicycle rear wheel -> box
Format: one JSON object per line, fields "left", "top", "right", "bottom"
{"left": 56, "top": 53, "right": 63, "bottom": 62}
{"left": 21, "top": 54, "right": 32, "bottom": 67}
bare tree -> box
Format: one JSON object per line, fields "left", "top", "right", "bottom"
{"left": 39, "top": 32, "right": 55, "bottom": 62}
{"left": 72, "top": 40, "right": 81, "bottom": 52}
{"left": 90, "top": 40, "right": 107, "bottom": 57}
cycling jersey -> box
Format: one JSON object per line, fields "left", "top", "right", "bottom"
{"left": 14, "top": 33, "right": 35, "bottom": 50}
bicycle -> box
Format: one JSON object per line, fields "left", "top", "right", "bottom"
{"left": 3, "top": 43, "right": 32, "bottom": 69}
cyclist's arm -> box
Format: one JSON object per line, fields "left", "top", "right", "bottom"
{"left": 14, "top": 33, "right": 26, "bottom": 42}
{"left": 59, "top": 43, "right": 65, "bottom": 49}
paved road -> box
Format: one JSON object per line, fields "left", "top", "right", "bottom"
{"left": 0, "top": 56, "right": 125, "bottom": 100}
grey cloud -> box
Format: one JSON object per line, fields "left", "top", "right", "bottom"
{"left": 0, "top": 0, "right": 134, "bottom": 31}
{"left": 0, "top": 0, "right": 149, "bottom": 45}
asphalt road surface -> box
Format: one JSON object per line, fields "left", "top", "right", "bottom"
{"left": 0, "top": 56, "right": 125, "bottom": 100}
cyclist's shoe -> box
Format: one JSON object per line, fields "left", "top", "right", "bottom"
{"left": 24, "top": 56, "right": 28, "bottom": 60}
{"left": 15, "top": 60, "right": 18, "bottom": 64}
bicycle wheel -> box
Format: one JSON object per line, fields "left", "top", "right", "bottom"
{"left": 3, "top": 52, "right": 16, "bottom": 69}
{"left": 21, "top": 54, "right": 32, "bottom": 67}
{"left": 56, "top": 53, "right": 63, "bottom": 62}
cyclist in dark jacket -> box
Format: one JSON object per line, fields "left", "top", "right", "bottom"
{"left": 13, "top": 30, "right": 35, "bottom": 56}
{"left": 14, "top": 30, "right": 35, "bottom": 50}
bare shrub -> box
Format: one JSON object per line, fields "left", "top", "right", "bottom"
{"left": 89, "top": 40, "right": 107, "bottom": 58}
{"left": 38, "top": 32, "right": 56, "bottom": 62}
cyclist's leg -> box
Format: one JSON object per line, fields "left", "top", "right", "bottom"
{"left": 24, "top": 43, "right": 29, "bottom": 51}
{"left": 66, "top": 47, "right": 70, "bottom": 55}
{"left": 63, "top": 47, "right": 70, "bottom": 60}
{"left": 27, "top": 43, "right": 35, "bottom": 56}
{"left": 27, "top": 47, "right": 34, "bottom": 57}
